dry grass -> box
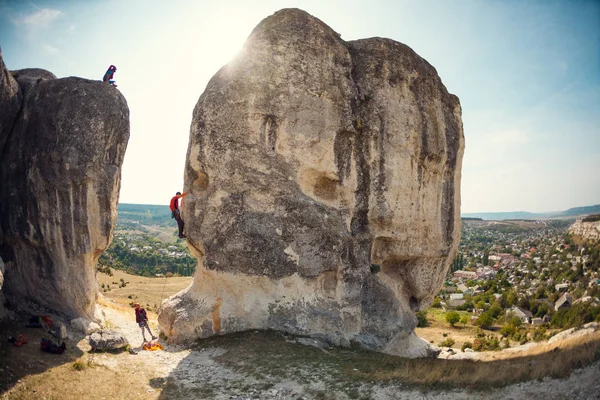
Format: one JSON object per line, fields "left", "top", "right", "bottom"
{"left": 416, "top": 308, "right": 484, "bottom": 350}
{"left": 3, "top": 361, "right": 158, "bottom": 400}
{"left": 96, "top": 269, "right": 192, "bottom": 314}
{"left": 210, "top": 329, "right": 600, "bottom": 391}
{"left": 349, "top": 331, "right": 600, "bottom": 388}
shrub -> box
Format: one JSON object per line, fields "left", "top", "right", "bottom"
{"left": 431, "top": 297, "right": 442, "bottom": 308}
{"left": 472, "top": 334, "right": 501, "bottom": 351}
{"left": 499, "top": 324, "right": 516, "bottom": 338}
{"left": 583, "top": 214, "right": 600, "bottom": 223}
{"left": 439, "top": 338, "right": 455, "bottom": 348}
{"left": 416, "top": 311, "right": 429, "bottom": 327}
{"left": 96, "top": 265, "right": 113, "bottom": 276}
{"left": 551, "top": 303, "right": 600, "bottom": 329}
{"left": 461, "top": 342, "right": 472, "bottom": 352}
{"left": 532, "top": 327, "right": 547, "bottom": 342}
{"left": 72, "top": 360, "right": 87, "bottom": 371}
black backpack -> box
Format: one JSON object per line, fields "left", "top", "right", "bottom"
{"left": 40, "top": 338, "right": 66, "bottom": 354}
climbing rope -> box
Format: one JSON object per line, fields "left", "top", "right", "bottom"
{"left": 158, "top": 274, "right": 168, "bottom": 313}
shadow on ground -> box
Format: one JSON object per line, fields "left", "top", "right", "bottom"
{"left": 0, "top": 314, "right": 85, "bottom": 395}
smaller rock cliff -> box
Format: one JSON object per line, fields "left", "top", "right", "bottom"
{"left": 569, "top": 217, "right": 600, "bottom": 242}
{"left": 0, "top": 50, "right": 130, "bottom": 319}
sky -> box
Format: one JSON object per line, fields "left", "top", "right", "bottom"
{"left": 0, "top": 0, "right": 598, "bottom": 213}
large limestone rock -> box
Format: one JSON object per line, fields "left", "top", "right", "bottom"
{"left": 159, "top": 8, "right": 464, "bottom": 357}
{"left": 0, "top": 59, "right": 129, "bottom": 319}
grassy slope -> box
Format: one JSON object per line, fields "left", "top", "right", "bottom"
{"left": 97, "top": 269, "right": 193, "bottom": 313}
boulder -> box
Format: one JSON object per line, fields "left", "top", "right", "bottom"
{"left": 0, "top": 58, "right": 129, "bottom": 318}
{"left": 89, "top": 330, "right": 129, "bottom": 351}
{"left": 71, "top": 317, "right": 101, "bottom": 335}
{"left": 159, "top": 8, "right": 463, "bottom": 357}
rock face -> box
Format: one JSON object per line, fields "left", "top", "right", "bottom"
{"left": 159, "top": 8, "right": 464, "bottom": 357}
{"left": 0, "top": 52, "right": 22, "bottom": 157}
{"left": 569, "top": 218, "right": 600, "bottom": 242}
{"left": 0, "top": 51, "right": 129, "bottom": 319}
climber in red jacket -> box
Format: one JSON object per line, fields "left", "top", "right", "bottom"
{"left": 134, "top": 303, "right": 156, "bottom": 343}
{"left": 170, "top": 191, "right": 188, "bottom": 238}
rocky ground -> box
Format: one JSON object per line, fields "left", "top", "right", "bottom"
{"left": 1, "top": 300, "right": 600, "bottom": 400}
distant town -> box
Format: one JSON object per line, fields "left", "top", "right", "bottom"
{"left": 429, "top": 218, "right": 600, "bottom": 350}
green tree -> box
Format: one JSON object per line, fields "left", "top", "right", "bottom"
{"left": 446, "top": 311, "right": 460, "bottom": 327}
{"left": 460, "top": 315, "right": 469, "bottom": 327}
{"left": 476, "top": 312, "right": 494, "bottom": 329}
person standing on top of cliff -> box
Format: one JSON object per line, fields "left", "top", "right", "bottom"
{"left": 134, "top": 303, "right": 156, "bottom": 342}
{"left": 170, "top": 191, "right": 188, "bottom": 239}
{"left": 102, "top": 65, "right": 117, "bottom": 87}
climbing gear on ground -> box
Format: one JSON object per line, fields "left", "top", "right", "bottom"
{"left": 40, "top": 338, "right": 66, "bottom": 354}
{"left": 143, "top": 342, "right": 164, "bottom": 351}
{"left": 10, "top": 334, "right": 27, "bottom": 347}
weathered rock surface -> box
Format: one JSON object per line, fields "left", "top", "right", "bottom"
{"left": 569, "top": 218, "right": 600, "bottom": 242}
{"left": 0, "top": 51, "right": 22, "bottom": 159}
{"left": 89, "top": 330, "right": 129, "bottom": 351}
{"left": 548, "top": 322, "right": 599, "bottom": 344}
{"left": 71, "top": 317, "right": 102, "bottom": 335}
{"left": 159, "top": 8, "right": 464, "bottom": 357}
{"left": 0, "top": 54, "right": 129, "bottom": 319}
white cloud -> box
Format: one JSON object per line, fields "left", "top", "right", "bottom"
{"left": 12, "top": 8, "right": 62, "bottom": 27}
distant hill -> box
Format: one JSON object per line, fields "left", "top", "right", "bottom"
{"left": 462, "top": 204, "right": 600, "bottom": 221}
{"left": 560, "top": 204, "right": 600, "bottom": 217}
{"left": 117, "top": 203, "right": 172, "bottom": 227}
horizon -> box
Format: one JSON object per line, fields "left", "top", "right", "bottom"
{"left": 1, "top": 0, "right": 599, "bottom": 213}
{"left": 118, "top": 201, "right": 600, "bottom": 215}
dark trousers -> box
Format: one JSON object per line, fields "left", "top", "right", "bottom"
{"left": 174, "top": 211, "right": 185, "bottom": 237}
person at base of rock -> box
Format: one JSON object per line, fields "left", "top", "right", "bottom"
{"left": 134, "top": 303, "right": 156, "bottom": 343}
{"left": 170, "top": 191, "right": 188, "bottom": 238}
{"left": 102, "top": 65, "right": 117, "bottom": 87}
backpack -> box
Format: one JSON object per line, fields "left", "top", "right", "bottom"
{"left": 41, "top": 338, "right": 66, "bottom": 354}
